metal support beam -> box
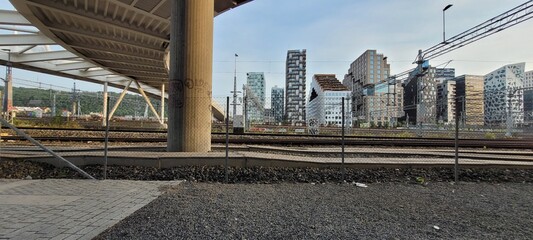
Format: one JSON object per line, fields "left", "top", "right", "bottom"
{"left": 53, "top": 61, "right": 96, "bottom": 71}
{"left": 62, "top": 69, "right": 115, "bottom": 78}
{"left": 13, "top": 50, "right": 78, "bottom": 63}
{"left": 0, "top": 34, "right": 56, "bottom": 46}
{"left": 134, "top": 80, "right": 161, "bottom": 123}
{"left": 108, "top": 80, "right": 132, "bottom": 119}
{"left": 0, "top": 10, "right": 32, "bottom": 26}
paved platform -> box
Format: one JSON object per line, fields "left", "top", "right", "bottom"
{"left": 1, "top": 144, "right": 533, "bottom": 170}
{"left": 0, "top": 179, "right": 181, "bottom": 240}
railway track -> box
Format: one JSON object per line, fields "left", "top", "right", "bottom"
{"left": 1, "top": 134, "right": 532, "bottom": 149}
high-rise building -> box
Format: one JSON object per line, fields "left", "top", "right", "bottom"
{"left": 263, "top": 108, "right": 275, "bottom": 125}
{"left": 484, "top": 63, "right": 525, "bottom": 126}
{"left": 525, "top": 70, "right": 533, "bottom": 125}
{"left": 245, "top": 72, "right": 265, "bottom": 124}
{"left": 307, "top": 74, "right": 352, "bottom": 127}
{"left": 404, "top": 66, "right": 455, "bottom": 125}
{"left": 285, "top": 49, "right": 306, "bottom": 125}
{"left": 404, "top": 66, "right": 437, "bottom": 125}
{"left": 437, "top": 75, "right": 484, "bottom": 125}
{"left": 343, "top": 50, "right": 393, "bottom": 126}
{"left": 435, "top": 68, "right": 456, "bottom": 83}
{"left": 525, "top": 70, "right": 533, "bottom": 88}
{"left": 437, "top": 80, "right": 457, "bottom": 124}
{"left": 271, "top": 86, "right": 284, "bottom": 124}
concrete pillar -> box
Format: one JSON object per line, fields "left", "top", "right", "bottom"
{"left": 102, "top": 82, "right": 108, "bottom": 126}
{"left": 167, "top": 0, "right": 213, "bottom": 152}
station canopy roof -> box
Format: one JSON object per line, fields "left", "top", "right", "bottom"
{"left": 1, "top": 0, "right": 252, "bottom": 98}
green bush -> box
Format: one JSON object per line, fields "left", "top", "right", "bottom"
{"left": 484, "top": 132, "right": 497, "bottom": 139}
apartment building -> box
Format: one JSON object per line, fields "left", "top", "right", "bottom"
{"left": 484, "top": 63, "right": 525, "bottom": 126}
{"left": 285, "top": 49, "right": 307, "bottom": 125}
{"left": 271, "top": 86, "right": 284, "bottom": 124}
{"left": 245, "top": 72, "right": 266, "bottom": 124}
{"left": 307, "top": 74, "right": 352, "bottom": 127}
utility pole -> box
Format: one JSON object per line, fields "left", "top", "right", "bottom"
{"left": 71, "top": 82, "right": 77, "bottom": 116}
{"left": 231, "top": 54, "right": 241, "bottom": 120}
{"left": 52, "top": 93, "right": 56, "bottom": 117}
{"left": 2, "top": 48, "right": 12, "bottom": 120}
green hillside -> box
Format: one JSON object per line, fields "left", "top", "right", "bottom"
{"left": 1, "top": 86, "right": 163, "bottom": 117}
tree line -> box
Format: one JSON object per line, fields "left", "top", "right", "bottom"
{"left": 0, "top": 86, "right": 163, "bottom": 117}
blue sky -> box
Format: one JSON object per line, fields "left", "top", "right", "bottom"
{"left": 2, "top": 0, "right": 533, "bottom": 100}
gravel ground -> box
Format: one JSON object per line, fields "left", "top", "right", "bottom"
{"left": 2, "top": 160, "right": 532, "bottom": 239}
{"left": 1, "top": 160, "right": 533, "bottom": 183}
{"left": 95, "top": 182, "right": 533, "bottom": 239}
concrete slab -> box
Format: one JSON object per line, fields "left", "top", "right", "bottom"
{"left": 0, "top": 179, "right": 181, "bottom": 240}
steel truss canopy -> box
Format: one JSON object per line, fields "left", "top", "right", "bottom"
{"left": 1, "top": 0, "right": 252, "bottom": 100}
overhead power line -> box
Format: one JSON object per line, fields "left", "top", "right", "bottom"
{"left": 420, "top": 0, "right": 533, "bottom": 62}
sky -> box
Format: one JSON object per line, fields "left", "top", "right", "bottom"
{"left": 1, "top": 0, "right": 533, "bottom": 102}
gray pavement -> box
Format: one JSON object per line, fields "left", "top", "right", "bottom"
{"left": 0, "top": 179, "right": 181, "bottom": 240}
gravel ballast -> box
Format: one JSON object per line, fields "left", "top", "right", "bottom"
{"left": 1, "top": 160, "right": 533, "bottom": 183}
{"left": 95, "top": 182, "right": 533, "bottom": 239}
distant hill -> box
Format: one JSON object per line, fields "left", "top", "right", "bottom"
{"left": 0, "top": 86, "right": 163, "bottom": 117}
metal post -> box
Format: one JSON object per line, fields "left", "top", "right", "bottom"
{"left": 341, "top": 97, "right": 345, "bottom": 182}
{"left": 167, "top": 0, "right": 185, "bottom": 151}
{"left": 102, "top": 82, "right": 108, "bottom": 127}
{"left": 232, "top": 54, "right": 238, "bottom": 120}
{"left": 454, "top": 97, "right": 459, "bottom": 182}
{"left": 160, "top": 84, "right": 165, "bottom": 125}
{"left": 243, "top": 85, "right": 248, "bottom": 132}
{"left": 393, "top": 77, "right": 397, "bottom": 127}
{"left": 506, "top": 91, "right": 513, "bottom": 137}
{"left": 225, "top": 96, "right": 229, "bottom": 183}
{"left": 443, "top": 4, "right": 453, "bottom": 43}
{"left": 104, "top": 96, "right": 110, "bottom": 180}
{"left": 2, "top": 49, "right": 12, "bottom": 119}
{"left": 52, "top": 93, "right": 56, "bottom": 117}
{"left": 443, "top": 8, "right": 446, "bottom": 42}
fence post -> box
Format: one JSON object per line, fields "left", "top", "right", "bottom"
{"left": 454, "top": 98, "right": 460, "bottom": 182}
{"left": 104, "top": 96, "right": 110, "bottom": 180}
{"left": 341, "top": 97, "right": 345, "bottom": 182}
{"left": 225, "top": 97, "right": 229, "bottom": 183}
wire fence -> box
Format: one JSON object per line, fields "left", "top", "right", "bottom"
{"left": 0, "top": 95, "right": 532, "bottom": 182}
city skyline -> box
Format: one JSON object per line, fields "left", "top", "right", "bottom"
{"left": 1, "top": 0, "right": 533, "bottom": 99}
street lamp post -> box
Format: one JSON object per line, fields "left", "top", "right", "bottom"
{"left": 443, "top": 4, "right": 453, "bottom": 43}
{"left": 231, "top": 53, "right": 240, "bottom": 120}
